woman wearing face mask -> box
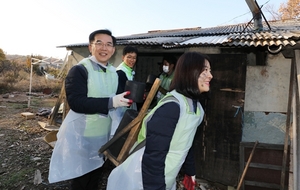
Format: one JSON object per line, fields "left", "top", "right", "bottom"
{"left": 156, "top": 55, "right": 177, "bottom": 102}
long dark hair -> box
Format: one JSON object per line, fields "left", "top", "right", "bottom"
{"left": 169, "top": 52, "right": 211, "bottom": 100}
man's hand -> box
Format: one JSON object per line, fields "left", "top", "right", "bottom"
{"left": 113, "top": 91, "right": 133, "bottom": 108}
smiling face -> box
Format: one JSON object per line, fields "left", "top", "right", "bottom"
{"left": 122, "top": 52, "right": 137, "bottom": 68}
{"left": 88, "top": 33, "right": 115, "bottom": 64}
{"left": 198, "top": 59, "right": 213, "bottom": 93}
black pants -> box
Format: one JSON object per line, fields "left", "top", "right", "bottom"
{"left": 70, "top": 167, "right": 103, "bottom": 190}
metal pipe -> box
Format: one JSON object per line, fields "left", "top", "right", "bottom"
{"left": 245, "top": 0, "right": 263, "bottom": 31}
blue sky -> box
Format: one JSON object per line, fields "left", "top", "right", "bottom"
{"left": 1, "top": 0, "right": 285, "bottom": 59}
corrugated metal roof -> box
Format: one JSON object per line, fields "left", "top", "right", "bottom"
{"left": 58, "top": 19, "right": 300, "bottom": 49}
{"left": 118, "top": 36, "right": 190, "bottom": 45}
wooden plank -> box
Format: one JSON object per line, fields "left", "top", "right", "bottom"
{"left": 62, "top": 92, "right": 70, "bottom": 120}
{"left": 158, "top": 86, "right": 168, "bottom": 95}
{"left": 99, "top": 115, "right": 141, "bottom": 153}
{"left": 244, "top": 180, "right": 280, "bottom": 189}
{"left": 116, "top": 78, "right": 161, "bottom": 164}
{"left": 293, "top": 49, "right": 300, "bottom": 190}
{"left": 38, "top": 121, "right": 59, "bottom": 131}
{"left": 43, "top": 131, "right": 58, "bottom": 148}
{"left": 99, "top": 78, "right": 161, "bottom": 166}
{"left": 21, "top": 112, "right": 35, "bottom": 120}
{"left": 239, "top": 141, "right": 245, "bottom": 190}
{"left": 248, "top": 163, "right": 287, "bottom": 171}
{"left": 220, "top": 88, "right": 245, "bottom": 93}
{"left": 103, "top": 150, "right": 120, "bottom": 166}
{"left": 49, "top": 81, "right": 66, "bottom": 125}
{"left": 280, "top": 58, "right": 294, "bottom": 190}
{"left": 241, "top": 142, "right": 284, "bottom": 150}
{"left": 237, "top": 141, "right": 258, "bottom": 190}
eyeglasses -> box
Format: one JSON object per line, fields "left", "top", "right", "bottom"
{"left": 92, "top": 41, "right": 114, "bottom": 48}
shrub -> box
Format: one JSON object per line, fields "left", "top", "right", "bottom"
{"left": 1, "top": 56, "right": 64, "bottom": 95}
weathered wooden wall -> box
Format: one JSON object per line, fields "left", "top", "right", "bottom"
{"left": 195, "top": 54, "right": 247, "bottom": 186}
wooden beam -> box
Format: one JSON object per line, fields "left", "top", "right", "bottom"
{"left": 281, "top": 49, "right": 295, "bottom": 59}
{"left": 244, "top": 180, "right": 280, "bottom": 189}
{"left": 237, "top": 141, "right": 259, "bottom": 190}
{"left": 99, "top": 78, "right": 161, "bottom": 166}
{"left": 280, "top": 56, "right": 294, "bottom": 190}
{"left": 49, "top": 81, "right": 66, "bottom": 125}
{"left": 293, "top": 49, "right": 300, "bottom": 189}
{"left": 158, "top": 86, "right": 168, "bottom": 95}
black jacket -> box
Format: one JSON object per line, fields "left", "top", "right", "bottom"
{"left": 65, "top": 64, "right": 116, "bottom": 115}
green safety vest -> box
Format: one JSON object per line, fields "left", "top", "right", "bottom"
{"left": 157, "top": 72, "right": 175, "bottom": 102}
{"left": 159, "top": 71, "right": 174, "bottom": 91}
{"left": 117, "top": 62, "right": 134, "bottom": 80}
{"left": 80, "top": 58, "right": 118, "bottom": 137}
{"left": 137, "top": 90, "right": 204, "bottom": 189}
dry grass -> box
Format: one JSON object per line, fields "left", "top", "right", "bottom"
{"left": 0, "top": 74, "right": 63, "bottom": 94}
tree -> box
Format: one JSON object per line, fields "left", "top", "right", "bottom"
{"left": 0, "top": 60, "right": 10, "bottom": 75}
{"left": 0, "top": 48, "right": 6, "bottom": 61}
{"left": 279, "top": 0, "right": 300, "bottom": 19}
{"left": 263, "top": 0, "right": 300, "bottom": 21}
{"left": 264, "top": 4, "right": 282, "bottom": 20}
{"left": 26, "top": 56, "right": 31, "bottom": 68}
{"left": 3, "top": 62, "right": 19, "bottom": 87}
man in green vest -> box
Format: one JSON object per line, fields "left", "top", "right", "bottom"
{"left": 116, "top": 46, "right": 138, "bottom": 92}
{"left": 109, "top": 46, "right": 139, "bottom": 138}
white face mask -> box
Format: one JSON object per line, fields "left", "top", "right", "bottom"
{"left": 163, "top": 65, "right": 169, "bottom": 73}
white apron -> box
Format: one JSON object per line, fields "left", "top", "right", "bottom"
{"left": 48, "top": 58, "right": 118, "bottom": 183}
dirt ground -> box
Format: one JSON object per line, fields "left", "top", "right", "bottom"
{"left": 0, "top": 92, "right": 72, "bottom": 190}
{"left": 0, "top": 92, "right": 225, "bottom": 190}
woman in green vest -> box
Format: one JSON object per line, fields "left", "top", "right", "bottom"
{"left": 156, "top": 55, "right": 177, "bottom": 102}
{"left": 107, "top": 51, "right": 213, "bottom": 190}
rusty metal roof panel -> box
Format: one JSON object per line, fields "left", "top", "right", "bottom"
{"left": 225, "top": 38, "right": 297, "bottom": 47}
{"left": 226, "top": 30, "right": 300, "bottom": 47}
{"left": 167, "top": 31, "right": 300, "bottom": 48}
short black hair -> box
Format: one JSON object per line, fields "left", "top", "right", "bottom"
{"left": 123, "top": 46, "right": 138, "bottom": 56}
{"left": 162, "top": 55, "right": 177, "bottom": 66}
{"left": 89, "top": 29, "right": 116, "bottom": 46}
